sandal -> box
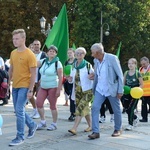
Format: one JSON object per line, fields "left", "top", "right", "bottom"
{"left": 84, "top": 127, "right": 92, "bottom": 132}
{"left": 68, "top": 129, "right": 77, "bottom": 135}
{"left": 47, "top": 123, "right": 57, "bottom": 131}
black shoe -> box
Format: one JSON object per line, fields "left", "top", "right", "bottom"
{"left": 0, "top": 99, "right": 8, "bottom": 106}
{"left": 139, "top": 119, "right": 148, "bottom": 122}
{"left": 88, "top": 132, "right": 100, "bottom": 139}
{"left": 112, "top": 130, "right": 122, "bottom": 137}
{"left": 68, "top": 115, "right": 75, "bottom": 121}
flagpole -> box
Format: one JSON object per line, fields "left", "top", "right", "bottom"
{"left": 41, "top": 43, "right": 46, "bottom": 51}
{"left": 116, "top": 42, "right": 122, "bottom": 58}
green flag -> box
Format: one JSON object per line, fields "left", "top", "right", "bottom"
{"left": 44, "top": 4, "right": 69, "bottom": 65}
{"left": 72, "top": 43, "right": 76, "bottom": 51}
{"left": 116, "top": 42, "right": 122, "bottom": 59}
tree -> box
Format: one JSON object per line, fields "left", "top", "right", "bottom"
{"left": 0, "top": 0, "right": 69, "bottom": 58}
{"left": 70, "top": 0, "right": 150, "bottom": 69}
{"left": 0, "top": 0, "right": 150, "bottom": 71}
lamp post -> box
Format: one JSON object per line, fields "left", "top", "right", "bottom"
{"left": 100, "top": 11, "right": 110, "bottom": 43}
{"left": 39, "top": 16, "right": 57, "bottom": 37}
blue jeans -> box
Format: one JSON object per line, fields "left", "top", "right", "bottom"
{"left": 12, "top": 88, "right": 35, "bottom": 140}
{"left": 92, "top": 90, "right": 122, "bottom": 133}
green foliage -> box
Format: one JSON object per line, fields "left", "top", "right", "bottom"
{"left": 0, "top": 0, "right": 68, "bottom": 58}
{"left": 71, "top": 0, "right": 150, "bottom": 69}
{"left": 0, "top": 0, "right": 149, "bottom": 71}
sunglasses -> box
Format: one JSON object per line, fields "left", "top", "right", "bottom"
{"left": 75, "top": 52, "right": 84, "bottom": 55}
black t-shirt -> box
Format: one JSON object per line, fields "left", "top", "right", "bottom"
{"left": 125, "top": 71, "right": 141, "bottom": 88}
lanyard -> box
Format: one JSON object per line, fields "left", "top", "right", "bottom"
{"left": 43, "top": 63, "right": 50, "bottom": 75}
{"left": 97, "top": 61, "right": 104, "bottom": 76}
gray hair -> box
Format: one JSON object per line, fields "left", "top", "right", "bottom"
{"left": 91, "top": 43, "right": 104, "bottom": 53}
{"left": 48, "top": 45, "right": 58, "bottom": 53}
{"left": 140, "top": 56, "right": 149, "bottom": 63}
{"left": 75, "top": 47, "right": 87, "bottom": 55}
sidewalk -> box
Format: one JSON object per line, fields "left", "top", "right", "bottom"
{"left": 0, "top": 92, "right": 150, "bottom": 150}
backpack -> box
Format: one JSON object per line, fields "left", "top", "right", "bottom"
{"left": 37, "top": 52, "right": 48, "bottom": 81}
{"left": 0, "top": 69, "right": 9, "bottom": 85}
{"left": 0, "top": 69, "right": 9, "bottom": 99}
{"left": 124, "top": 70, "right": 139, "bottom": 79}
{"left": 86, "top": 62, "right": 91, "bottom": 74}
{"left": 40, "top": 51, "right": 47, "bottom": 59}
{"left": 71, "top": 61, "right": 91, "bottom": 75}
{"left": 64, "top": 58, "right": 76, "bottom": 66}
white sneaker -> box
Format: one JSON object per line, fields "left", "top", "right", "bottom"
{"left": 37, "top": 122, "right": 47, "bottom": 130}
{"left": 29, "top": 110, "right": 36, "bottom": 118}
{"left": 110, "top": 114, "right": 114, "bottom": 122}
{"left": 126, "top": 125, "right": 133, "bottom": 130}
{"left": 99, "top": 116, "right": 106, "bottom": 123}
{"left": 133, "top": 117, "right": 139, "bottom": 127}
{"left": 32, "top": 111, "right": 40, "bottom": 119}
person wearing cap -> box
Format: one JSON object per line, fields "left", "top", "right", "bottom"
{"left": 36, "top": 45, "right": 63, "bottom": 131}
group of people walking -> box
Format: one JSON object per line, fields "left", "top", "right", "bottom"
{"left": 3, "top": 28, "right": 150, "bottom": 146}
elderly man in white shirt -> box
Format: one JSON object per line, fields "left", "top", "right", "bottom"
{"left": 88, "top": 43, "right": 123, "bottom": 139}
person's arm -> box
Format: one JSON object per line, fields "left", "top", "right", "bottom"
{"left": 56, "top": 68, "right": 63, "bottom": 97}
{"left": 27, "top": 67, "right": 36, "bottom": 99}
{"left": 37, "top": 61, "right": 41, "bottom": 68}
{"left": 88, "top": 64, "right": 95, "bottom": 80}
{"left": 8, "top": 65, "right": 13, "bottom": 84}
{"left": 37, "top": 58, "right": 45, "bottom": 68}
{"left": 123, "top": 73, "right": 127, "bottom": 85}
{"left": 112, "top": 56, "right": 124, "bottom": 99}
{"left": 139, "top": 77, "right": 143, "bottom": 88}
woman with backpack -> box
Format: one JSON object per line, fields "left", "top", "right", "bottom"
{"left": 123, "top": 58, "right": 143, "bottom": 130}
{"left": 36, "top": 45, "right": 63, "bottom": 131}
{"left": 68, "top": 47, "right": 94, "bottom": 135}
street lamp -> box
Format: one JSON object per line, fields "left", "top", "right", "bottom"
{"left": 100, "top": 11, "right": 110, "bottom": 43}
{"left": 39, "top": 16, "right": 57, "bottom": 37}
{"left": 52, "top": 16, "right": 57, "bottom": 26}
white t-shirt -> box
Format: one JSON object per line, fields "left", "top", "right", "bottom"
{"left": 0, "top": 57, "right": 5, "bottom": 70}
{"left": 35, "top": 52, "right": 42, "bottom": 83}
{"left": 95, "top": 56, "right": 110, "bottom": 97}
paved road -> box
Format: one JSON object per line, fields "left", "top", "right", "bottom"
{"left": 0, "top": 92, "right": 150, "bottom": 150}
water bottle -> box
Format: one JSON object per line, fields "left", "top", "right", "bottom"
{"left": 3, "top": 78, "right": 7, "bottom": 83}
{"left": 1, "top": 78, "right": 8, "bottom": 89}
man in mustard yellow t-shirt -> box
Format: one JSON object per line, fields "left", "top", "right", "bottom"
{"left": 8, "top": 29, "right": 37, "bottom": 146}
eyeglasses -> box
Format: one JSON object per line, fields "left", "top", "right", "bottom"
{"left": 75, "top": 52, "right": 84, "bottom": 55}
{"left": 34, "top": 44, "right": 39, "bottom": 45}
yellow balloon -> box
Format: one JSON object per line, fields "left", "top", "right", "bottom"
{"left": 130, "top": 87, "right": 143, "bottom": 99}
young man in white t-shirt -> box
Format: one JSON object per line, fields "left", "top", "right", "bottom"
{"left": 29, "top": 39, "right": 47, "bottom": 119}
